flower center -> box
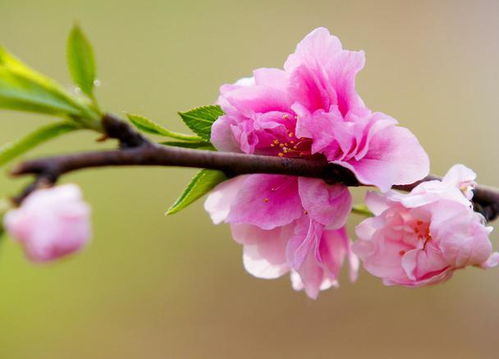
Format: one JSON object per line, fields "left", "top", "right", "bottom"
{"left": 269, "top": 131, "right": 313, "bottom": 158}
{"left": 413, "top": 220, "right": 432, "bottom": 249}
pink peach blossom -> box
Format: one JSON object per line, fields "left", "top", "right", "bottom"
{"left": 4, "top": 184, "right": 91, "bottom": 263}
{"left": 352, "top": 165, "right": 498, "bottom": 287}
{"left": 212, "top": 27, "right": 429, "bottom": 191}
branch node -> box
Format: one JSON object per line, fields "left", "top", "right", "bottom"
{"left": 101, "top": 113, "right": 151, "bottom": 149}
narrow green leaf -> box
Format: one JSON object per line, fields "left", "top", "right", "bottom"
{"left": 127, "top": 113, "right": 201, "bottom": 141}
{"left": 0, "top": 121, "right": 81, "bottom": 167}
{"left": 67, "top": 25, "right": 96, "bottom": 98}
{"left": 178, "top": 105, "right": 224, "bottom": 141}
{"left": 351, "top": 204, "right": 373, "bottom": 217}
{"left": 166, "top": 169, "right": 227, "bottom": 215}
{"left": 0, "top": 47, "right": 96, "bottom": 120}
{"left": 161, "top": 140, "right": 215, "bottom": 150}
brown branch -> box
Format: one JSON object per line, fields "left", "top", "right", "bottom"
{"left": 101, "top": 113, "right": 152, "bottom": 148}
{"left": 8, "top": 113, "right": 499, "bottom": 222}
{"left": 11, "top": 145, "right": 359, "bottom": 184}
{"left": 10, "top": 143, "right": 499, "bottom": 222}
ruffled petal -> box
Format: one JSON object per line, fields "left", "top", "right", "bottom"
{"left": 481, "top": 252, "right": 499, "bottom": 269}
{"left": 286, "top": 216, "right": 323, "bottom": 270}
{"left": 284, "top": 27, "right": 365, "bottom": 115}
{"left": 224, "top": 85, "right": 291, "bottom": 117}
{"left": 291, "top": 253, "right": 330, "bottom": 299}
{"left": 352, "top": 231, "right": 411, "bottom": 281}
{"left": 319, "top": 227, "right": 358, "bottom": 282}
{"left": 284, "top": 28, "right": 342, "bottom": 72}
{"left": 338, "top": 123, "right": 429, "bottom": 192}
{"left": 298, "top": 178, "right": 351, "bottom": 229}
{"left": 210, "top": 115, "right": 244, "bottom": 152}
{"left": 232, "top": 224, "right": 291, "bottom": 279}
{"left": 254, "top": 68, "right": 289, "bottom": 91}
{"left": 204, "top": 176, "right": 247, "bottom": 224}
{"left": 364, "top": 191, "right": 392, "bottom": 216}
{"left": 227, "top": 175, "right": 303, "bottom": 230}
{"left": 441, "top": 164, "right": 477, "bottom": 200}
{"left": 430, "top": 201, "right": 493, "bottom": 267}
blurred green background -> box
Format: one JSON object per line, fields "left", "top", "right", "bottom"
{"left": 1, "top": 0, "right": 498, "bottom": 358}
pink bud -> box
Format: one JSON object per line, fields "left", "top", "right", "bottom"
{"left": 4, "top": 184, "right": 91, "bottom": 263}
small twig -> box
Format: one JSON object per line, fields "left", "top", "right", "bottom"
{"left": 101, "top": 113, "right": 152, "bottom": 148}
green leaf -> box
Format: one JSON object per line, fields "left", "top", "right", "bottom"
{"left": 166, "top": 169, "right": 227, "bottom": 215}
{"left": 0, "top": 121, "right": 81, "bottom": 167}
{"left": 0, "top": 47, "right": 98, "bottom": 124}
{"left": 127, "top": 113, "right": 202, "bottom": 141}
{"left": 161, "top": 140, "right": 215, "bottom": 150}
{"left": 67, "top": 25, "right": 97, "bottom": 98}
{"left": 351, "top": 204, "right": 373, "bottom": 217}
{"left": 178, "top": 105, "right": 224, "bottom": 141}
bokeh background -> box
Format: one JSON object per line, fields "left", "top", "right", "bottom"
{"left": 1, "top": 0, "right": 499, "bottom": 358}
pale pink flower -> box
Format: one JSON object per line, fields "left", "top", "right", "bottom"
{"left": 353, "top": 165, "right": 499, "bottom": 287}
{"left": 4, "top": 184, "right": 91, "bottom": 263}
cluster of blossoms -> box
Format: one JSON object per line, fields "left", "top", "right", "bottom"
{"left": 1, "top": 28, "right": 496, "bottom": 299}
{"left": 204, "top": 28, "right": 496, "bottom": 297}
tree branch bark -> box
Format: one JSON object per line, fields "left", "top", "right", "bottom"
{"left": 11, "top": 145, "right": 359, "bottom": 184}
{"left": 10, "top": 143, "right": 499, "bottom": 221}
{"left": 9, "top": 114, "right": 499, "bottom": 222}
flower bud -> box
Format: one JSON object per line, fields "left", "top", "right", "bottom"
{"left": 4, "top": 184, "right": 91, "bottom": 263}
